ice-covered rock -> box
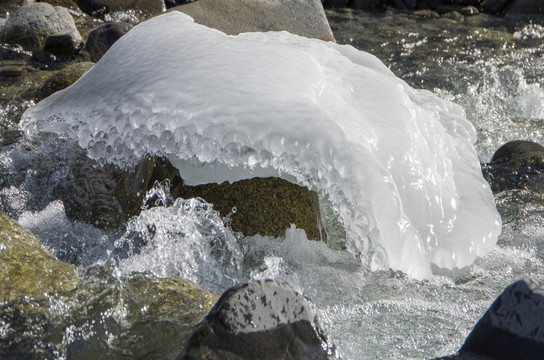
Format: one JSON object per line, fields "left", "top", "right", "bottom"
{"left": 21, "top": 11, "right": 501, "bottom": 279}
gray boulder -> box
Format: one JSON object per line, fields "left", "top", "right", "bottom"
{"left": 459, "top": 278, "right": 544, "bottom": 360}
{"left": 171, "top": 0, "right": 335, "bottom": 41}
{"left": 83, "top": 22, "right": 133, "bottom": 62}
{"left": 0, "top": 3, "right": 78, "bottom": 51}
{"left": 180, "top": 279, "right": 337, "bottom": 359}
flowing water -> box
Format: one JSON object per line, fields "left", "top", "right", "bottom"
{"left": 1, "top": 7, "right": 544, "bottom": 360}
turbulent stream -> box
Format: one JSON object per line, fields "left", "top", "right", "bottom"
{"left": 1, "top": 7, "right": 544, "bottom": 360}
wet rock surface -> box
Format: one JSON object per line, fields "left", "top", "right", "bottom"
{"left": 482, "top": 140, "right": 544, "bottom": 193}
{"left": 75, "top": 0, "right": 165, "bottom": 18}
{"left": 180, "top": 279, "right": 337, "bottom": 360}
{"left": 0, "top": 209, "right": 218, "bottom": 359}
{"left": 458, "top": 278, "right": 544, "bottom": 360}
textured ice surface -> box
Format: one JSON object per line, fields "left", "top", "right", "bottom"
{"left": 21, "top": 11, "right": 501, "bottom": 278}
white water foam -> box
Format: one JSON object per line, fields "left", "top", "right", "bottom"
{"left": 21, "top": 11, "right": 501, "bottom": 278}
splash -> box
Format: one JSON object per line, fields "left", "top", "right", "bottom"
{"left": 20, "top": 11, "right": 500, "bottom": 278}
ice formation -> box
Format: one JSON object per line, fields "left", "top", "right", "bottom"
{"left": 21, "top": 11, "right": 501, "bottom": 279}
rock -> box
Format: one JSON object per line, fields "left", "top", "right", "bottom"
{"left": 43, "top": 28, "right": 83, "bottom": 56}
{"left": 164, "top": 0, "right": 193, "bottom": 8}
{"left": 459, "top": 278, "right": 544, "bottom": 360}
{"left": 180, "top": 279, "right": 337, "bottom": 360}
{"left": 345, "top": 0, "right": 387, "bottom": 11}
{"left": 171, "top": 0, "right": 335, "bottom": 41}
{"left": 460, "top": 5, "right": 479, "bottom": 14}
{"left": 504, "top": 0, "right": 544, "bottom": 15}
{"left": 394, "top": 0, "right": 418, "bottom": 10}
{"left": 35, "top": 61, "right": 94, "bottom": 100}
{"left": 75, "top": 0, "right": 165, "bottom": 18}
{"left": 174, "top": 176, "right": 327, "bottom": 242}
{"left": 0, "top": 210, "right": 218, "bottom": 358}
{"left": 442, "top": 10, "right": 465, "bottom": 20}
{"left": 481, "top": 140, "right": 544, "bottom": 193}
{"left": 0, "top": 3, "right": 78, "bottom": 51}
{"left": 38, "top": 0, "right": 81, "bottom": 11}
{"left": 480, "top": 0, "right": 511, "bottom": 14}
{"left": 82, "top": 22, "right": 133, "bottom": 62}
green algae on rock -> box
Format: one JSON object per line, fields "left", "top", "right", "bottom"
{"left": 35, "top": 61, "right": 94, "bottom": 101}
{"left": 0, "top": 210, "right": 218, "bottom": 359}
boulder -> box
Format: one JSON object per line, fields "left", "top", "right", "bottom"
{"left": 43, "top": 27, "right": 83, "bottom": 56}
{"left": 180, "top": 279, "right": 337, "bottom": 359}
{"left": 75, "top": 0, "right": 165, "bottom": 17}
{"left": 38, "top": 0, "right": 81, "bottom": 11}
{"left": 175, "top": 177, "right": 327, "bottom": 241}
{"left": 171, "top": 0, "right": 335, "bottom": 41}
{"left": 82, "top": 22, "right": 133, "bottom": 62}
{"left": 481, "top": 140, "right": 544, "bottom": 193}
{"left": 36, "top": 61, "right": 94, "bottom": 100}
{"left": 480, "top": 0, "right": 511, "bottom": 14}
{"left": 459, "top": 279, "right": 544, "bottom": 360}
{"left": 0, "top": 210, "right": 218, "bottom": 358}
{"left": 504, "top": 0, "right": 544, "bottom": 15}
{"left": 0, "top": 3, "right": 78, "bottom": 51}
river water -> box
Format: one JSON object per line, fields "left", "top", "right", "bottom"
{"left": 1, "top": 7, "right": 544, "bottom": 360}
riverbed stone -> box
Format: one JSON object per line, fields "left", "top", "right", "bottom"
{"left": 171, "top": 0, "right": 335, "bottom": 41}
{"left": 82, "top": 22, "right": 133, "bottom": 62}
{"left": 481, "top": 140, "right": 544, "bottom": 193}
{"left": 75, "top": 0, "right": 165, "bottom": 17}
{"left": 459, "top": 278, "right": 544, "bottom": 360}
{"left": 43, "top": 28, "right": 83, "bottom": 56}
{"left": 35, "top": 61, "right": 94, "bottom": 100}
{"left": 503, "top": 0, "right": 544, "bottom": 15}
{"left": 180, "top": 279, "right": 337, "bottom": 359}
{"left": 0, "top": 3, "right": 78, "bottom": 51}
{"left": 175, "top": 176, "right": 326, "bottom": 241}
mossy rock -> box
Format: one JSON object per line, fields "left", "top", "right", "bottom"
{"left": 147, "top": 158, "right": 330, "bottom": 242}
{"left": 35, "top": 61, "right": 94, "bottom": 101}
{"left": 0, "top": 210, "right": 218, "bottom": 358}
{"left": 175, "top": 177, "right": 325, "bottom": 241}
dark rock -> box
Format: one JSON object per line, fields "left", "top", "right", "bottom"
{"left": 43, "top": 28, "right": 83, "bottom": 56}
{"left": 75, "top": 0, "right": 165, "bottom": 18}
{"left": 394, "top": 0, "right": 418, "bottom": 10}
{"left": 459, "top": 279, "right": 544, "bottom": 360}
{"left": 322, "top": 0, "right": 349, "bottom": 8}
{"left": 0, "top": 3, "right": 78, "bottom": 51}
{"left": 480, "top": 0, "right": 511, "bottom": 14}
{"left": 180, "top": 279, "right": 337, "bottom": 360}
{"left": 35, "top": 61, "right": 94, "bottom": 100}
{"left": 83, "top": 22, "right": 133, "bottom": 62}
{"left": 413, "top": 9, "right": 441, "bottom": 17}
{"left": 348, "top": 0, "right": 387, "bottom": 11}
{"left": 164, "top": 0, "right": 194, "bottom": 8}
{"left": 482, "top": 140, "right": 544, "bottom": 193}
{"left": 171, "top": 0, "right": 335, "bottom": 41}
{"left": 504, "top": 0, "right": 544, "bottom": 15}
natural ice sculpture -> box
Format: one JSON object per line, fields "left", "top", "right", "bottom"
{"left": 21, "top": 11, "right": 501, "bottom": 279}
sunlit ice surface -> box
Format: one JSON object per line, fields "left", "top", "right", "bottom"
{"left": 20, "top": 12, "right": 500, "bottom": 279}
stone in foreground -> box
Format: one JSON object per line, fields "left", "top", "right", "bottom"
{"left": 180, "top": 279, "right": 337, "bottom": 359}
{"left": 459, "top": 278, "right": 544, "bottom": 360}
